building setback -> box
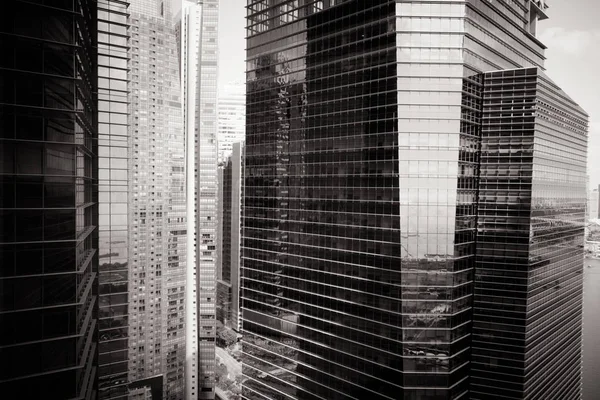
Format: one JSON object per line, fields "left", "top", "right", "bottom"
{"left": 471, "top": 67, "right": 587, "bottom": 399}
{"left": 0, "top": 0, "right": 99, "bottom": 398}
{"left": 242, "top": 1, "right": 587, "bottom": 400}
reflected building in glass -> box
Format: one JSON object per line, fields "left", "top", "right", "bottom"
{"left": 0, "top": 0, "right": 99, "bottom": 398}
{"left": 97, "top": 1, "right": 131, "bottom": 399}
{"left": 128, "top": 0, "right": 187, "bottom": 399}
{"left": 471, "top": 67, "right": 587, "bottom": 399}
{"left": 242, "top": 1, "right": 587, "bottom": 399}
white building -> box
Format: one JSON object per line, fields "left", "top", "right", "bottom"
{"left": 128, "top": 1, "right": 187, "bottom": 398}
{"left": 587, "top": 187, "right": 599, "bottom": 221}
{"left": 217, "top": 82, "right": 245, "bottom": 163}
{"left": 178, "top": 1, "right": 219, "bottom": 398}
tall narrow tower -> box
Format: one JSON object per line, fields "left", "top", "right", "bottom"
{"left": 128, "top": 1, "right": 187, "bottom": 398}
{"left": 196, "top": 0, "right": 220, "bottom": 398}
{"left": 178, "top": 0, "right": 220, "bottom": 398}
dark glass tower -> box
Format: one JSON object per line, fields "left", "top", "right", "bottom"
{"left": 242, "top": 1, "right": 587, "bottom": 400}
{"left": 0, "top": 0, "right": 99, "bottom": 398}
{"left": 471, "top": 67, "right": 588, "bottom": 399}
{"left": 97, "top": 1, "right": 130, "bottom": 399}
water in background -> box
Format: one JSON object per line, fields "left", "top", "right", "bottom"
{"left": 584, "top": 258, "right": 600, "bottom": 399}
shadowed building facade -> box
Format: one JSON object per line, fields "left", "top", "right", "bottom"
{"left": 96, "top": 1, "right": 131, "bottom": 399}
{"left": 0, "top": 0, "right": 99, "bottom": 398}
{"left": 242, "top": 1, "right": 586, "bottom": 400}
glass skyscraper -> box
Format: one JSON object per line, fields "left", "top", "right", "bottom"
{"left": 0, "top": 0, "right": 99, "bottom": 398}
{"left": 471, "top": 67, "right": 587, "bottom": 399}
{"left": 217, "top": 141, "right": 244, "bottom": 332}
{"left": 97, "top": 1, "right": 131, "bottom": 399}
{"left": 242, "top": 1, "right": 587, "bottom": 399}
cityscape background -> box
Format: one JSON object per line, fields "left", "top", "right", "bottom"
{"left": 1, "top": 0, "right": 599, "bottom": 399}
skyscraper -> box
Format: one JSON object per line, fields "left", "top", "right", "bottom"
{"left": 217, "top": 82, "right": 246, "bottom": 163}
{"left": 97, "top": 1, "right": 131, "bottom": 399}
{"left": 195, "top": 0, "right": 220, "bottom": 397}
{"left": 178, "top": 0, "right": 220, "bottom": 397}
{"left": 0, "top": 0, "right": 99, "bottom": 398}
{"left": 217, "top": 141, "right": 244, "bottom": 332}
{"left": 471, "top": 67, "right": 587, "bottom": 400}
{"left": 128, "top": 1, "right": 187, "bottom": 398}
{"left": 242, "top": 1, "right": 587, "bottom": 399}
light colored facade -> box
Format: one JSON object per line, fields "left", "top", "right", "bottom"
{"left": 196, "top": 0, "right": 220, "bottom": 398}
{"left": 128, "top": 1, "right": 187, "bottom": 399}
{"left": 217, "top": 82, "right": 246, "bottom": 163}
{"left": 178, "top": 0, "right": 219, "bottom": 398}
{"left": 588, "top": 187, "right": 599, "bottom": 221}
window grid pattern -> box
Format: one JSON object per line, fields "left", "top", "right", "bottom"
{"left": 128, "top": 1, "right": 186, "bottom": 398}
{"left": 471, "top": 67, "right": 588, "bottom": 400}
{"left": 0, "top": 0, "right": 98, "bottom": 398}
{"left": 97, "top": 1, "right": 130, "bottom": 399}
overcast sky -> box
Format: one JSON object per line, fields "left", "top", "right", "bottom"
{"left": 217, "top": 0, "right": 599, "bottom": 185}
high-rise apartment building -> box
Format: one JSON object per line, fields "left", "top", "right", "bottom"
{"left": 97, "top": 1, "right": 131, "bottom": 399}
{"left": 217, "top": 142, "right": 244, "bottom": 331}
{"left": 242, "top": 1, "right": 587, "bottom": 400}
{"left": 0, "top": 0, "right": 99, "bottom": 398}
{"left": 217, "top": 82, "right": 246, "bottom": 163}
{"left": 128, "top": 1, "right": 187, "bottom": 398}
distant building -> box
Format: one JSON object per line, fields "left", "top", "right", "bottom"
{"left": 588, "top": 186, "right": 599, "bottom": 220}
{"left": 217, "top": 82, "right": 245, "bottom": 163}
{"left": 217, "top": 142, "right": 244, "bottom": 332}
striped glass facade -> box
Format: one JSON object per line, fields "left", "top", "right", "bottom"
{"left": 471, "top": 67, "right": 588, "bottom": 399}
{"left": 97, "top": 1, "right": 130, "bottom": 399}
{"left": 242, "top": 1, "right": 587, "bottom": 400}
{"left": 0, "top": 0, "right": 99, "bottom": 398}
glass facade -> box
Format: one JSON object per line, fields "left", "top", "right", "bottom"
{"left": 217, "top": 142, "right": 244, "bottom": 331}
{"left": 471, "top": 67, "right": 588, "bottom": 399}
{"left": 0, "top": 0, "right": 99, "bottom": 398}
{"left": 244, "top": 2, "right": 404, "bottom": 399}
{"left": 128, "top": 1, "right": 186, "bottom": 399}
{"left": 196, "top": 0, "right": 220, "bottom": 398}
{"left": 97, "top": 1, "right": 130, "bottom": 399}
{"left": 243, "top": 1, "right": 587, "bottom": 400}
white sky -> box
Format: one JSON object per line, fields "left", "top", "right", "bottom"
{"left": 217, "top": 0, "right": 600, "bottom": 184}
